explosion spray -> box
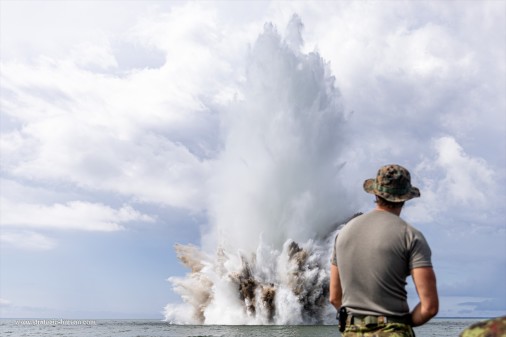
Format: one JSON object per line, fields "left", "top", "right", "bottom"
{"left": 165, "top": 15, "right": 357, "bottom": 324}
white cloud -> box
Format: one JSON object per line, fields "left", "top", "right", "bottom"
{"left": 0, "top": 1, "right": 261, "bottom": 211}
{"left": 0, "top": 51, "right": 215, "bottom": 210}
{"left": 431, "top": 136, "right": 494, "bottom": 204}
{"left": 406, "top": 136, "right": 501, "bottom": 226}
{"left": 71, "top": 41, "right": 118, "bottom": 70}
{"left": 0, "top": 1, "right": 168, "bottom": 61}
{"left": 0, "top": 298, "right": 12, "bottom": 306}
{"left": 0, "top": 231, "right": 56, "bottom": 251}
{"left": 286, "top": 1, "right": 505, "bottom": 164}
{"left": 0, "top": 199, "right": 153, "bottom": 231}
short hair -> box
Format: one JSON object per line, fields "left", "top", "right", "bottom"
{"left": 375, "top": 195, "right": 405, "bottom": 209}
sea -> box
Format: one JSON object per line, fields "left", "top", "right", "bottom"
{"left": 0, "top": 318, "right": 485, "bottom": 337}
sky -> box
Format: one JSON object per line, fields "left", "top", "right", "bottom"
{"left": 0, "top": 0, "right": 505, "bottom": 320}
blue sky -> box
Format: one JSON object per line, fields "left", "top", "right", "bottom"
{"left": 1, "top": 0, "right": 505, "bottom": 320}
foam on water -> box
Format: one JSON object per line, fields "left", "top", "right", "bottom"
{"left": 164, "top": 15, "right": 358, "bottom": 325}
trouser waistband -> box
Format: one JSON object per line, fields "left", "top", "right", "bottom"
{"left": 346, "top": 314, "right": 410, "bottom": 326}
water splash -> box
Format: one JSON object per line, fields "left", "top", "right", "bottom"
{"left": 165, "top": 15, "right": 357, "bottom": 325}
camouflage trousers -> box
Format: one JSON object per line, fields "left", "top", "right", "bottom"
{"left": 342, "top": 322, "right": 415, "bottom": 337}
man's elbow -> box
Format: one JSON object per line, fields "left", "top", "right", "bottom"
{"left": 429, "top": 303, "right": 439, "bottom": 317}
{"left": 424, "top": 301, "right": 439, "bottom": 318}
{"left": 329, "top": 296, "right": 341, "bottom": 310}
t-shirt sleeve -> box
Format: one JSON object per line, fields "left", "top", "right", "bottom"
{"left": 330, "top": 234, "right": 338, "bottom": 266}
{"left": 408, "top": 228, "right": 433, "bottom": 269}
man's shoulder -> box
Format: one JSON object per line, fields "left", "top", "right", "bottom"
{"left": 402, "top": 221, "right": 425, "bottom": 238}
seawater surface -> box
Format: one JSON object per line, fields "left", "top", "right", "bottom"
{"left": 0, "top": 318, "right": 484, "bottom": 337}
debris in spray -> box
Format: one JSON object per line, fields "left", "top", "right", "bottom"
{"left": 260, "top": 283, "right": 276, "bottom": 322}
{"left": 230, "top": 257, "right": 258, "bottom": 316}
{"left": 283, "top": 240, "right": 329, "bottom": 323}
{"left": 170, "top": 234, "right": 342, "bottom": 324}
{"left": 172, "top": 244, "right": 213, "bottom": 323}
{"left": 174, "top": 244, "right": 207, "bottom": 273}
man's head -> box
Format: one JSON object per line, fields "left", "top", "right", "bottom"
{"left": 363, "top": 164, "right": 420, "bottom": 203}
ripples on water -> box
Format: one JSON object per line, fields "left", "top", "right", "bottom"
{"left": 0, "top": 318, "right": 483, "bottom": 337}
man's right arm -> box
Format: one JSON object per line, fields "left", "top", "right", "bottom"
{"left": 329, "top": 263, "right": 342, "bottom": 310}
{"left": 410, "top": 267, "right": 439, "bottom": 327}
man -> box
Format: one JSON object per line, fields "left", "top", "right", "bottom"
{"left": 330, "top": 164, "right": 439, "bottom": 336}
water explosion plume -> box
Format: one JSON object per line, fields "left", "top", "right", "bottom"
{"left": 165, "top": 15, "right": 357, "bottom": 325}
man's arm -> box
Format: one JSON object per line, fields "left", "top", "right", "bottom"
{"left": 410, "top": 267, "right": 439, "bottom": 327}
{"left": 329, "top": 264, "right": 342, "bottom": 310}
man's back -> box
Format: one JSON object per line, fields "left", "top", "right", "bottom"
{"left": 335, "top": 210, "right": 432, "bottom": 316}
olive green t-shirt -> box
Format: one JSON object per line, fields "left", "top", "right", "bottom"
{"left": 331, "top": 210, "right": 432, "bottom": 316}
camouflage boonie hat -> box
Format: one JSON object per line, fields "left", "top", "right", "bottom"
{"left": 363, "top": 164, "right": 420, "bottom": 202}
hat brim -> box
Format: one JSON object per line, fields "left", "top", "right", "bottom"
{"left": 363, "top": 178, "right": 420, "bottom": 202}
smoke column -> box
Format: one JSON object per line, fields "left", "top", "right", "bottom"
{"left": 164, "top": 15, "right": 357, "bottom": 325}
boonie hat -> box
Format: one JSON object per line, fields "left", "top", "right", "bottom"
{"left": 363, "top": 164, "right": 420, "bottom": 202}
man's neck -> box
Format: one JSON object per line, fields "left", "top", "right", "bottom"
{"left": 375, "top": 205, "right": 402, "bottom": 216}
